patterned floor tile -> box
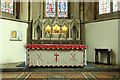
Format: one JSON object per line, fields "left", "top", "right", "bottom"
{"left": 82, "top": 72, "right": 94, "bottom": 80}
{"left": 1, "top": 72, "right": 23, "bottom": 78}
{"left": 1, "top": 72, "right": 119, "bottom": 80}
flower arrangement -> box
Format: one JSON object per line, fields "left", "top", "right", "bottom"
{"left": 53, "top": 24, "right": 60, "bottom": 34}
{"left": 62, "top": 25, "right": 68, "bottom": 34}
{"left": 45, "top": 25, "right": 51, "bottom": 34}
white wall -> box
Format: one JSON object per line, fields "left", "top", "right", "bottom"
{"left": 0, "top": 19, "right": 28, "bottom": 64}
{"left": 118, "top": 19, "right": 120, "bottom": 65}
{"left": 85, "top": 19, "right": 119, "bottom": 65}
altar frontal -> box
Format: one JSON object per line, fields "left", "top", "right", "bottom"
{"left": 26, "top": 45, "right": 86, "bottom": 67}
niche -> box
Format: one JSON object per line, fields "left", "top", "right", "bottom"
{"left": 67, "top": 29, "right": 69, "bottom": 39}
{"left": 77, "top": 30, "right": 79, "bottom": 38}
{"left": 73, "top": 25, "right": 76, "bottom": 40}
{"left": 37, "top": 25, "right": 42, "bottom": 39}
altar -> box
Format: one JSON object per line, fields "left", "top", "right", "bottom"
{"left": 26, "top": 18, "right": 87, "bottom": 67}
{"left": 26, "top": 45, "right": 86, "bottom": 67}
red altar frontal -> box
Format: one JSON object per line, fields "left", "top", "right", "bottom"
{"left": 26, "top": 45, "right": 87, "bottom": 67}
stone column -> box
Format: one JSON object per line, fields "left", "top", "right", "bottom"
{"left": 40, "top": 0, "right": 44, "bottom": 19}
{"left": 84, "top": 2, "right": 95, "bottom": 22}
{"left": 80, "top": 1, "right": 85, "bottom": 44}
{"left": 31, "top": 2, "right": 41, "bottom": 19}
{"left": 19, "top": 1, "right": 29, "bottom": 21}
{"left": 73, "top": 2, "right": 80, "bottom": 19}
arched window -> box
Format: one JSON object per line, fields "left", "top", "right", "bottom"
{"left": 96, "top": 0, "right": 120, "bottom": 19}
{"left": 113, "top": 0, "right": 120, "bottom": 12}
{"left": 58, "top": 0, "right": 67, "bottom": 17}
{"left": 1, "top": 0, "right": 13, "bottom": 14}
{"left": 46, "top": 0, "right": 56, "bottom": 17}
{"left": 1, "top": 0, "right": 20, "bottom": 19}
{"left": 99, "top": 0, "right": 110, "bottom": 14}
{"left": 99, "top": 0, "right": 120, "bottom": 14}
{"left": 45, "top": 0, "right": 68, "bottom": 17}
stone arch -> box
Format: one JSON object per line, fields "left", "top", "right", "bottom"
{"left": 43, "top": 19, "right": 52, "bottom": 29}
{"left": 52, "top": 19, "right": 61, "bottom": 28}
{"left": 61, "top": 20, "right": 69, "bottom": 28}
{"left": 70, "top": 20, "right": 79, "bottom": 29}
{"left": 34, "top": 20, "right": 42, "bottom": 30}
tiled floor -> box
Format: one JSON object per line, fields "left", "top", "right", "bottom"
{"left": 0, "top": 62, "right": 120, "bottom": 80}
{"left": 0, "top": 72, "right": 120, "bottom": 80}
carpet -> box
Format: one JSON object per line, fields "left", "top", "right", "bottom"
{"left": 16, "top": 62, "right": 95, "bottom": 67}
{"left": 16, "top": 62, "right": 25, "bottom": 67}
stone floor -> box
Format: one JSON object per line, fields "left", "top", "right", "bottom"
{"left": 1, "top": 62, "right": 25, "bottom": 69}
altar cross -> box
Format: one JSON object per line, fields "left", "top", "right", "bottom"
{"left": 54, "top": 53, "right": 59, "bottom": 62}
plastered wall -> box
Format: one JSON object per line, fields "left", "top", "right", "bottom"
{"left": 85, "top": 19, "right": 119, "bottom": 64}
{"left": 0, "top": 19, "right": 28, "bottom": 64}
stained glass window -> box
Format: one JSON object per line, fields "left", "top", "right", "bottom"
{"left": 46, "top": 0, "right": 55, "bottom": 17}
{"left": 99, "top": 0, "right": 110, "bottom": 14}
{"left": 58, "top": 0, "right": 67, "bottom": 17}
{"left": 113, "top": 0, "right": 120, "bottom": 12}
{"left": 1, "top": 0, "right": 13, "bottom": 14}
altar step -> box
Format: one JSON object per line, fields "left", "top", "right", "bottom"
{"left": 1, "top": 67, "right": 119, "bottom": 72}
{"left": 1, "top": 62, "right": 119, "bottom": 72}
